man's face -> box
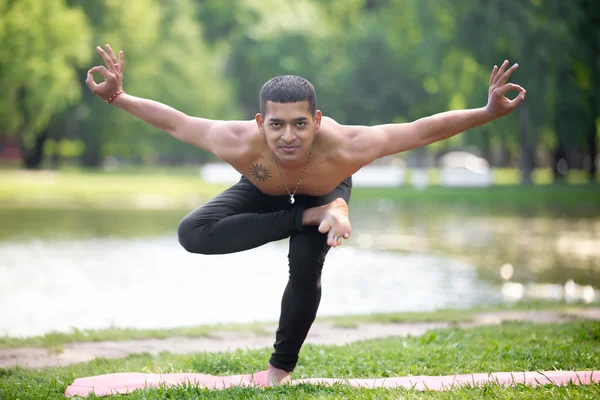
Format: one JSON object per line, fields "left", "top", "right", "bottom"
{"left": 257, "top": 101, "right": 321, "bottom": 166}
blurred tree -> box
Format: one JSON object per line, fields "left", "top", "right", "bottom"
{"left": 57, "top": 0, "right": 162, "bottom": 167}
{"left": 207, "top": 0, "right": 338, "bottom": 118}
{"left": 221, "top": 0, "right": 435, "bottom": 123}
{"left": 454, "top": 0, "right": 597, "bottom": 184}
{"left": 0, "top": 0, "right": 92, "bottom": 168}
{"left": 53, "top": 0, "right": 240, "bottom": 168}
{"left": 194, "top": 0, "right": 250, "bottom": 46}
{"left": 571, "top": 0, "right": 599, "bottom": 182}
{"left": 103, "top": 0, "right": 240, "bottom": 165}
{"left": 312, "top": 0, "right": 477, "bottom": 166}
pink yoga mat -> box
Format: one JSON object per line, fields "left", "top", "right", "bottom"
{"left": 65, "top": 370, "right": 600, "bottom": 397}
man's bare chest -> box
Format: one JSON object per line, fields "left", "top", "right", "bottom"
{"left": 232, "top": 157, "right": 352, "bottom": 197}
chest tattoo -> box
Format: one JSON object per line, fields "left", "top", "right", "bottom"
{"left": 249, "top": 164, "right": 272, "bottom": 182}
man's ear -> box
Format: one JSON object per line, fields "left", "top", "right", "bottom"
{"left": 314, "top": 110, "right": 323, "bottom": 132}
{"left": 255, "top": 113, "right": 264, "bottom": 133}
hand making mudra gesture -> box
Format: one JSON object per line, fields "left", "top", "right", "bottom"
{"left": 485, "top": 61, "right": 526, "bottom": 117}
{"left": 86, "top": 43, "right": 525, "bottom": 386}
{"left": 86, "top": 45, "right": 125, "bottom": 103}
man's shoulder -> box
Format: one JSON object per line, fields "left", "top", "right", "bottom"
{"left": 210, "top": 119, "right": 260, "bottom": 162}
{"left": 320, "top": 116, "right": 366, "bottom": 141}
{"left": 319, "top": 116, "right": 345, "bottom": 137}
{"left": 213, "top": 119, "right": 257, "bottom": 137}
{"left": 321, "top": 115, "right": 340, "bottom": 128}
{"left": 318, "top": 116, "right": 358, "bottom": 162}
{"left": 319, "top": 116, "right": 380, "bottom": 168}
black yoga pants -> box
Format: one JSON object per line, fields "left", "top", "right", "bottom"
{"left": 177, "top": 175, "right": 352, "bottom": 372}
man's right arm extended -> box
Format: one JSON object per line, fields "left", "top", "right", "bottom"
{"left": 109, "top": 93, "right": 219, "bottom": 151}
{"left": 86, "top": 44, "right": 248, "bottom": 155}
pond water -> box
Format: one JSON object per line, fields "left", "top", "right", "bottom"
{"left": 0, "top": 204, "right": 598, "bottom": 337}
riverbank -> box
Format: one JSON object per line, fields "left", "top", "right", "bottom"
{"left": 1, "top": 307, "right": 599, "bottom": 369}
{"left": 1, "top": 301, "right": 598, "bottom": 356}
{"left": 1, "top": 168, "right": 598, "bottom": 213}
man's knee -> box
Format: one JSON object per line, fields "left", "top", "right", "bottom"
{"left": 289, "top": 257, "right": 324, "bottom": 288}
{"left": 177, "top": 216, "right": 213, "bottom": 254}
{"left": 288, "top": 272, "right": 322, "bottom": 299}
{"left": 288, "top": 235, "right": 328, "bottom": 283}
{"left": 177, "top": 216, "right": 196, "bottom": 252}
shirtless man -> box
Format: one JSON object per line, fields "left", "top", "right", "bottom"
{"left": 86, "top": 44, "right": 526, "bottom": 385}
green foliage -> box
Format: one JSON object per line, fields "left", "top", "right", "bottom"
{"left": 0, "top": 0, "right": 91, "bottom": 144}
{"left": 69, "top": 0, "right": 240, "bottom": 165}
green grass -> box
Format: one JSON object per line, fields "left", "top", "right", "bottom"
{"left": 0, "top": 168, "right": 598, "bottom": 213}
{"left": 1, "top": 321, "right": 599, "bottom": 399}
{"left": 0, "top": 168, "right": 229, "bottom": 209}
{"left": 420, "top": 167, "right": 598, "bottom": 186}
{"left": 1, "top": 301, "right": 596, "bottom": 349}
{"left": 324, "top": 302, "right": 597, "bottom": 329}
{"left": 0, "top": 323, "right": 272, "bottom": 350}
{"left": 353, "top": 184, "right": 599, "bottom": 216}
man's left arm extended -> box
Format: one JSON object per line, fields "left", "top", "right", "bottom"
{"left": 344, "top": 60, "right": 526, "bottom": 163}
{"left": 376, "top": 106, "right": 496, "bottom": 155}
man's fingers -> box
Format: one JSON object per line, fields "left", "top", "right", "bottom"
{"left": 89, "top": 65, "right": 111, "bottom": 80}
{"left": 119, "top": 51, "right": 125, "bottom": 74}
{"left": 96, "top": 46, "right": 116, "bottom": 71}
{"left": 510, "top": 90, "right": 526, "bottom": 105}
{"left": 105, "top": 44, "right": 118, "bottom": 63}
{"left": 105, "top": 44, "right": 119, "bottom": 69}
{"left": 497, "top": 83, "right": 525, "bottom": 95}
{"left": 489, "top": 65, "right": 498, "bottom": 86}
{"left": 497, "top": 63, "right": 518, "bottom": 86}
{"left": 493, "top": 60, "right": 508, "bottom": 85}
{"left": 96, "top": 46, "right": 111, "bottom": 65}
{"left": 85, "top": 71, "right": 98, "bottom": 91}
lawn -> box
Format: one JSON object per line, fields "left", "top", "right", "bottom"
{"left": 0, "top": 167, "right": 598, "bottom": 214}
{"left": 1, "top": 320, "right": 599, "bottom": 399}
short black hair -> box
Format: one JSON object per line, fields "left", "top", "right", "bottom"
{"left": 259, "top": 75, "right": 317, "bottom": 116}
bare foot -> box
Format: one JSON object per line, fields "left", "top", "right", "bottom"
{"left": 302, "top": 198, "right": 352, "bottom": 247}
{"left": 267, "top": 363, "right": 291, "bottom": 386}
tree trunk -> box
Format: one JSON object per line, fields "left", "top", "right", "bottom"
{"left": 518, "top": 103, "right": 534, "bottom": 185}
{"left": 49, "top": 151, "right": 62, "bottom": 170}
{"left": 587, "top": 64, "right": 599, "bottom": 182}
{"left": 20, "top": 129, "right": 50, "bottom": 169}
{"left": 587, "top": 120, "right": 597, "bottom": 182}
{"left": 480, "top": 133, "right": 492, "bottom": 165}
{"left": 80, "top": 117, "right": 103, "bottom": 168}
{"left": 81, "top": 139, "right": 102, "bottom": 168}
{"left": 551, "top": 144, "right": 568, "bottom": 183}
{"left": 498, "top": 136, "right": 511, "bottom": 167}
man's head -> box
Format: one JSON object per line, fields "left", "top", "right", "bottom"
{"left": 259, "top": 75, "right": 317, "bottom": 116}
{"left": 256, "top": 75, "right": 322, "bottom": 166}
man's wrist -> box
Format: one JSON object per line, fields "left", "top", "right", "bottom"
{"left": 110, "top": 92, "right": 130, "bottom": 108}
{"left": 482, "top": 105, "right": 499, "bottom": 121}
{"left": 107, "top": 89, "right": 125, "bottom": 105}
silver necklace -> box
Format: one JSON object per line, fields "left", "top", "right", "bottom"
{"left": 271, "top": 142, "right": 314, "bottom": 204}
